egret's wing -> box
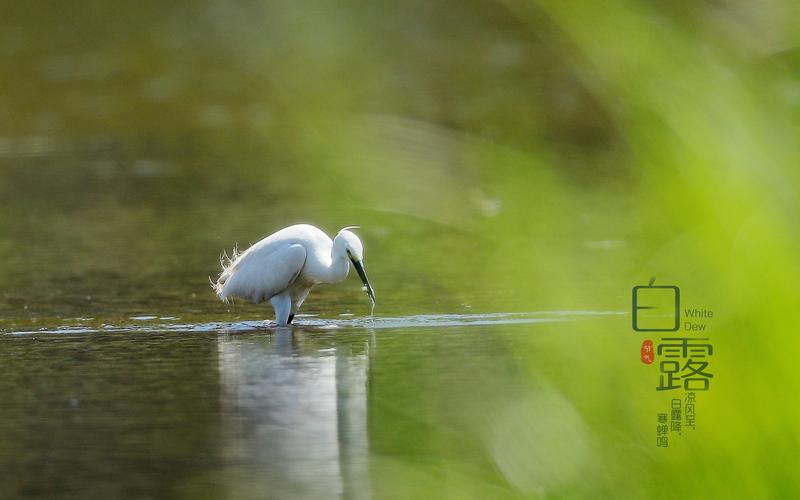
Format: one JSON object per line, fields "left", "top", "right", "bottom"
{"left": 217, "top": 243, "right": 306, "bottom": 303}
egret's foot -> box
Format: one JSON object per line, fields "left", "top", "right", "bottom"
{"left": 288, "top": 313, "right": 295, "bottom": 324}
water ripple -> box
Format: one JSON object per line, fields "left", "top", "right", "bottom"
{"left": 2, "top": 310, "right": 626, "bottom": 336}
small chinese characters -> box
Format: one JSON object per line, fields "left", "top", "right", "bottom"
{"left": 641, "top": 339, "right": 654, "bottom": 364}
{"left": 670, "top": 398, "right": 681, "bottom": 434}
{"left": 657, "top": 413, "right": 669, "bottom": 447}
{"left": 685, "top": 392, "right": 696, "bottom": 430}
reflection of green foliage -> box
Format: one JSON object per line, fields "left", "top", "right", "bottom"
{"left": 0, "top": 0, "right": 798, "bottom": 497}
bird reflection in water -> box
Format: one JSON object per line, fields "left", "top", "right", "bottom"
{"left": 216, "top": 328, "right": 372, "bottom": 499}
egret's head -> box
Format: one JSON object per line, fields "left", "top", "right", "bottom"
{"left": 334, "top": 226, "right": 375, "bottom": 304}
{"left": 336, "top": 228, "right": 364, "bottom": 261}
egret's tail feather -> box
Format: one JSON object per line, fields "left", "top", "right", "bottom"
{"left": 210, "top": 275, "right": 230, "bottom": 302}
{"left": 219, "top": 245, "right": 236, "bottom": 267}
{"left": 213, "top": 243, "right": 240, "bottom": 302}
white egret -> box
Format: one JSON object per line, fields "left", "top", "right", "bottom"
{"left": 213, "top": 224, "right": 376, "bottom": 326}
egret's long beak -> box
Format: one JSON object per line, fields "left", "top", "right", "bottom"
{"left": 350, "top": 258, "right": 376, "bottom": 305}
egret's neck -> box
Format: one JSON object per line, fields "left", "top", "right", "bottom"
{"left": 324, "top": 252, "right": 350, "bottom": 283}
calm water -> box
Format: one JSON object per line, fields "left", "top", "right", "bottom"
{"left": 0, "top": 311, "right": 625, "bottom": 499}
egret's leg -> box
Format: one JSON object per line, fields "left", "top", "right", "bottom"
{"left": 269, "top": 293, "right": 292, "bottom": 326}
{"left": 288, "top": 287, "right": 311, "bottom": 326}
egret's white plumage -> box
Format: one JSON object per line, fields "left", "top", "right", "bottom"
{"left": 213, "top": 224, "right": 375, "bottom": 326}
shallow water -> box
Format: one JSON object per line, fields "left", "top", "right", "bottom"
{"left": 3, "top": 310, "right": 624, "bottom": 335}
{"left": 0, "top": 310, "right": 626, "bottom": 499}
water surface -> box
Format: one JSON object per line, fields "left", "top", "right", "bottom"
{"left": 0, "top": 310, "right": 625, "bottom": 499}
